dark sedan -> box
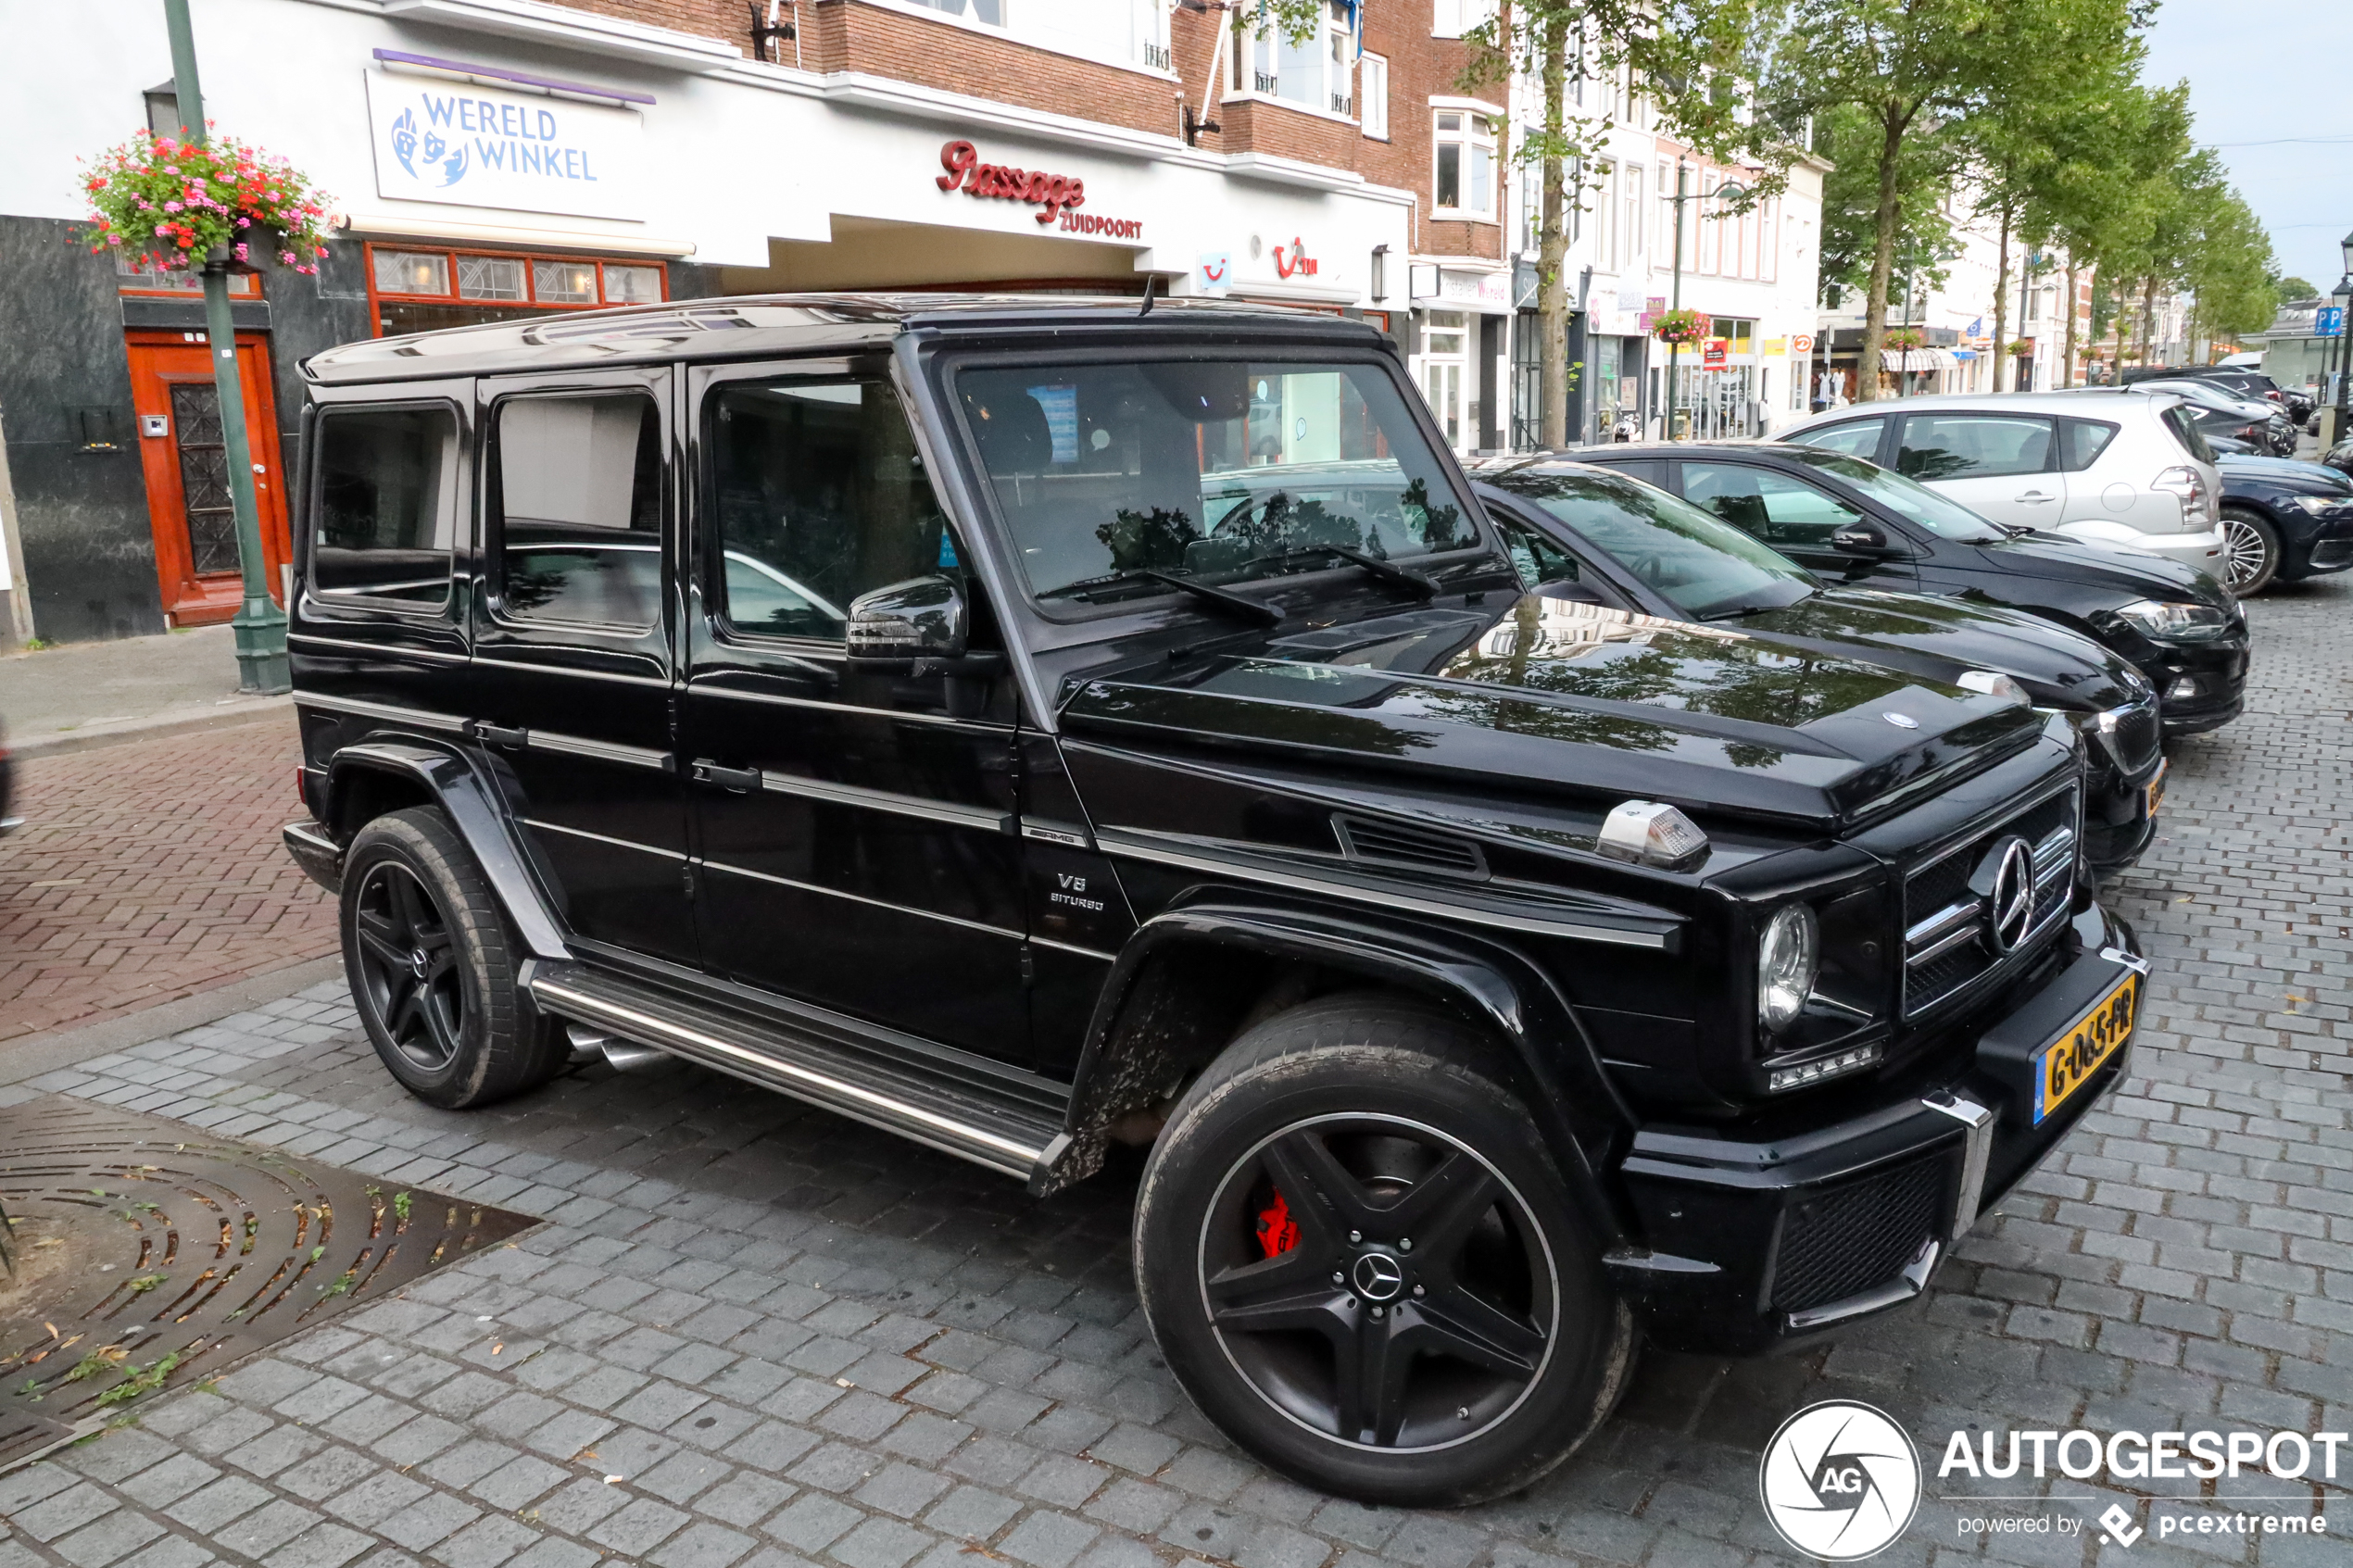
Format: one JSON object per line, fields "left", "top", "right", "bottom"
{"left": 1470, "top": 459, "right": 2170, "bottom": 873}
{"left": 2212, "top": 454, "right": 2353, "bottom": 593}
{"left": 1562, "top": 442, "right": 2249, "bottom": 736}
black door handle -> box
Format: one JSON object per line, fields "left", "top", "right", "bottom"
{"left": 690, "top": 760, "right": 763, "bottom": 794}
{"left": 472, "top": 721, "right": 528, "bottom": 749}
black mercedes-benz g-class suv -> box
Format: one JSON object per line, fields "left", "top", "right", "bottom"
{"left": 282, "top": 295, "right": 2145, "bottom": 1507}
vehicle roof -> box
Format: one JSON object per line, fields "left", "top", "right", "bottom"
{"left": 1795, "top": 390, "right": 2176, "bottom": 414}
{"left": 1475, "top": 442, "right": 1831, "bottom": 467}
{"left": 301, "top": 292, "right": 1390, "bottom": 385}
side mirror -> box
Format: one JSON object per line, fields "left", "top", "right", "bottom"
{"left": 1831, "top": 524, "right": 1894, "bottom": 555}
{"left": 846, "top": 575, "right": 967, "bottom": 662}
{"left": 1535, "top": 576, "right": 1604, "bottom": 604}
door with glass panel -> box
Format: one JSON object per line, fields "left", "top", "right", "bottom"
{"left": 1421, "top": 311, "right": 1468, "bottom": 450}
{"left": 679, "top": 366, "right": 1030, "bottom": 1064}
{"left": 125, "top": 332, "right": 291, "bottom": 625}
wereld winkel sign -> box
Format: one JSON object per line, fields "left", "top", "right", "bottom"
{"left": 364, "top": 70, "right": 647, "bottom": 221}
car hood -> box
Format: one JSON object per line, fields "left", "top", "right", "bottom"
{"left": 1728, "top": 587, "right": 2145, "bottom": 711}
{"left": 1976, "top": 531, "right": 2232, "bottom": 608}
{"left": 2220, "top": 457, "right": 2353, "bottom": 495}
{"left": 1058, "top": 597, "right": 2046, "bottom": 833}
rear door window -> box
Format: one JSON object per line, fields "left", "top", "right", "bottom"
{"left": 311, "top": 406, "right": 459, "bottom": 609}
{"left": 1680, "top": 460, "right": 1865, "bottom": 548}
{"left": 2057, "top": 419, "right": 2120, "bottom": 472}
{"left": 1787, "top": 417, "right": 1884, "bottom": 462}
{"left": 493, "top": 393, "right": 663, "bottom": 630}
{"left": 1895, "top": 414, "right": 2054, "bottom": 480}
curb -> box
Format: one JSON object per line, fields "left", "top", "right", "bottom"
{"left": 0, "top": 953, "right": 346, "bottom": 1086}
{"left": 9, "top": 696, "right": 294, "bottom": 759}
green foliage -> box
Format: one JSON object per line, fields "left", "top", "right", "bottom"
{"left": 94, "top": 1351, "right": 183, "bottom": 1409}
{"left": 80, "top": 130, "right": 332, "bottom": 275}
{"left": 2276, "top": 277, "right": 2318, "bottom": 305}
{"left": 1813, "top": 102, "right": 1958, "bottom": 302}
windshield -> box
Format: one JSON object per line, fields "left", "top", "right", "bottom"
{"left": 1782, "top": 449, "right": 2007, "bottom": 543}
{"left": 1486, "top": 467, "right": 1814, "bottom": 620}
{"left": 955, "top": 359, "right": 1479, "bottom": 606}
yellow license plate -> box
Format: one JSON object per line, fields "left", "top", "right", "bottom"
{"left": 2036, "top": 972, "right": 2139, "bottom": 1124}
{"left": 2145, "top": 759, "right": 2170, "bottom": 818}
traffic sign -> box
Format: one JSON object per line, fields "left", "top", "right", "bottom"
{"left": 2321, "top": 306, "right": 2346, "bottom": 338}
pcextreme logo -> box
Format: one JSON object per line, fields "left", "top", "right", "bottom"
{"left": 1758, "top": 1401, "right": 1923, "bottom": 1561}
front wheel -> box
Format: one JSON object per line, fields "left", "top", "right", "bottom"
{"left": 1133, "top": 996, "right": 1632, "bottom": 1507}
{"left": 2218, "top": 506, "right": 2281, "bottom": 595}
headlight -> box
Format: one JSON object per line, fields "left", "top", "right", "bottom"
{"left": 2289, "top": 494, "right": 2347, "bottom": 516}
{"left": 1757, "top": 904, "right": 1818, "bottom": 1034}
{"left": 2113, "top": 598, "right": 2231, "bottom": 643}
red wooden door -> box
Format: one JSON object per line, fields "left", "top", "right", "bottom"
{"left": 125, "top": 332, "right": 290, "bottom": 626}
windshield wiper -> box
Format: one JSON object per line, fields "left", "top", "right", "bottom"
{"left": 1247, "top": 545, "right": 1440, "bottom": 599}
{"left": 1040, "top": 568, "right": 1282, "bottom": 627}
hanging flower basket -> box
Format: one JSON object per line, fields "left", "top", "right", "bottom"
{"left": 1882, "top": 328, "right": 1926, "bottom": 352}
{"left": 1652, "top": 308, "right": 1711, "bottom": 346}
{"left": 81, "top": 127, "right": 333, "bottom": 276}
{"left": 2006, "top": 339, "right": 2033, "bottom": 357}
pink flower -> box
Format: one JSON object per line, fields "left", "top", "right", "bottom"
{"left": 233, "top": 242, "right": 249, "bottom": 261}
{"left": 279, "top": 249, "right": 296, "bottom": 265}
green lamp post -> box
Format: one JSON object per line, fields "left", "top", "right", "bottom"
{"left": 163, "top": 0, "right": 288, "bottom": 694}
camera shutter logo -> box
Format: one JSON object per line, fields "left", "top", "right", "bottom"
{"left": 1758, "top": 1400, "right": 1921, "bottom": 1561}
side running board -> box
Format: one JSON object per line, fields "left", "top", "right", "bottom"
{"left": 527, "top": 964, "right": 1070, "bottom": 1183}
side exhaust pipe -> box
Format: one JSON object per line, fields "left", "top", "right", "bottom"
{"left": 566, "top": 1023, "right": 668, "bottom": 1072}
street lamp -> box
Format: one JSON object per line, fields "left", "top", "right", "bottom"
{"left": 1663, "top": 166, "right": 1746, "bottom": 441}
{"left": 2333, "top": 271, "right": 2353, "bottom": 444}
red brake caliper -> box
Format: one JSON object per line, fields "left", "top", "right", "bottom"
{"left": 1255, "top": 1189, "right": 1300, "bottom": 1258}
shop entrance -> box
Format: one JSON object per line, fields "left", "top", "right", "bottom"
{"left": 124, "top": 332, "right": 289, "bottom": 627}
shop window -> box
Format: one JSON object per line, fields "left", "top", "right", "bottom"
{"left": 458, "top": 255, "right": 526, "bottom": 301}
{"left": 311, "top": 406, "right": 459, "bottom": 610}
{"left": 533, "top": 259, "right": 599, "bottom": 305}
{"left": 375, "top": 249, "right": 450, "bottom": 296}
{"left": 493, "top": 394, "right": 663, "bottom": 631}
{"left": 1435, "top": 111, "right": 1494, "bottom": 217}
{"left": 1359, "top": 52, "right": 1389, "bottom": 137}
{"left": 605, "top": 265, "right": 665, "bottom": 304}
{"left": 367, "top": 244, "right": 669, "bottom": 336}
{"left": 707, "top": 380, "right": 955, "bottom": 643}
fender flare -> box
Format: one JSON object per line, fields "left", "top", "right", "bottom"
{"left": 1047, "top": 897, "right": 1637, "bottom": 1245}
{"left": 325, "top": 742, "right": 573, "bottom": 962}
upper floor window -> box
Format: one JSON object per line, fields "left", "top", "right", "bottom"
{"left": 1431, "top": 0, "right": 1497, "bottom": 38}
{"left": 906, "top": 0, "right": 1003, "bottom": 23}
{"left": 1434, "top": 110, "right": 1494, "bottom": 218}
{"left": 1359, "top": 52, "right": 1390, "bottom": 137}
{"left": 1237, "top": 0, "right": 1357, "bottom": 117}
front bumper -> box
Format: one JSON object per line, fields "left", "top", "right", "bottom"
{"left": 2282, "top": 511, "right": 2353, "bottom": 580}
{"left": 1604, "top": 901, "right": 2142, "bottom": 1356}
{"left": 2137, "top": 636, "right": 2248, "bottom": 735}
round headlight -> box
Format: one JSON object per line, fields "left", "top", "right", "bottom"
{"left": 1758, "top": 904, "right": 1818, "bottom": 1034}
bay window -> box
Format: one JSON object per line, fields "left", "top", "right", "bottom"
{"left": 1434, "top": 109, "right": 1495, "bottom": 218}
{"left": 1237, "top": 0, "right": 1359, "bottom": 117}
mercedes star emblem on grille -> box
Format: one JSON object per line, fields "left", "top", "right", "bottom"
{"left": 1978, "top": 835, "right": 2037, "bottom": 953}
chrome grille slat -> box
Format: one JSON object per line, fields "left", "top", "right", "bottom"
{"left": 1901, "top": 784, "right": 2081, "bottom": 1018}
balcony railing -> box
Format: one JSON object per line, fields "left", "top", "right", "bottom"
{"left": 1143, "top": 40, "right": 1171, "bottom": 70}
{"left": 1330, "top": 92, "right": 1353, "bottom": 115}
{"left": 1254, "top": 70, "right": 1278, "bottom": 94}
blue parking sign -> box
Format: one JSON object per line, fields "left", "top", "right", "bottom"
{"left": 2322, "top": 306, "right": 2346, "bottom": 338}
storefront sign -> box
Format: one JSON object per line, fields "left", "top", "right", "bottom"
{"left": 1274, "top": 238, "right": 1318, "bottom": 279}
{"left": 1793, "top": 333, "right": 1815, "bottom": 353}
{"left": 365, "top": 70, "right": 645, "bottom": 220}
{"left": 1703, "top": 339, "right": 1729, "bottom": 368}
{"left": 1197, "top": 252, "right": 1232, "bottom": 295}
{"left": 936, "top": 140, "right": 1139, "bottom": 237}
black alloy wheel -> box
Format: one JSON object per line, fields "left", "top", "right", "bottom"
{"left": 351, "top": 859, "right": 466, "bottom": 1074}
{"left": 1200, "top": 1113, "right": 1555, "bottom": 1450}
{"left": 2218, "top": 506, "right": 2281, "bottom": 595}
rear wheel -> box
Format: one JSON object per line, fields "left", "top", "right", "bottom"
{"left": 2218, "top": 506, "right": 2281, "bottom": 595}
{"left": 1133, "top": 995, "right": 1632, "bottom": 1506}
{"left": 342, "top": 807, "right": 563, "bottom": 1109}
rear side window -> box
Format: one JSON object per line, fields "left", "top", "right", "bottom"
{"left": 311, "top": 406, "right": 459, "bottom": 610}
{"left": 1896, "top": 414, "right": 2053, "bottom": 480}
{"left": 1787, "top": 417, "right": 1883, "bottom": 462}
{"left": 2057, "top": 419, "right": 2120, "bottom": 472}
{"left": 493, "top": 393, "right": 662, "bottom": 631}
{"left": 2158, "top": 404, "right": 2216, "bottom": 465}
{"left": 706, "top": 379, "right": 955, "bottom": 642}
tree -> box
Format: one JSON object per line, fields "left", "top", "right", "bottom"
{"left": 1461, "top": 0, "right": 1786, "bottom": 444}
{"left": 2276, "top": 276, "right": 2318, "bottom": 304}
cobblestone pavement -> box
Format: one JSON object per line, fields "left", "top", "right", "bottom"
{"left": 0, "top": 581, "right": 2347, "bottom": 1568}
{"left": 0, "top": 716, "right": 334, "bottom": 1043}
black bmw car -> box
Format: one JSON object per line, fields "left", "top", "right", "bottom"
{"left": 1470, "top": 459, "right": 2169, "bottom": 874}
{"left": 2212, "top": 454, "right": 2353, "bottom": 594}
{"left": 1566, "top": 443, "right": 2249, "bottom": 736}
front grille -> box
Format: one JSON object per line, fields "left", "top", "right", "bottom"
{"left": 2095, "top": 700, "right": 2162, "bottom": 775}
{"left": 1332, "top": 814, "right": 1489, "bottom": 879}
{"left": 1770, "top": 1156, "right": 1946, "bottom": 1313}
{"left": 1901, "top": 785, "right": 2079, "bottom": 1017}
{"left": 2312, "top": 539, "right": 2353, "bottom": 569}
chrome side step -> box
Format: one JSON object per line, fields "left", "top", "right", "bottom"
{"left": 529, "top": 965, "right": 1066, "bottom": 1182}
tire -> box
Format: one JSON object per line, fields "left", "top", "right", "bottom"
{"left": 2218, "top": 506, "right": 2281, "bottom": 595}
{"left": 340, "top": 806, "right": 564, "bottom": 1109}
{"left": 1133, "top": 994, "right": 1633, "bottom": 1507}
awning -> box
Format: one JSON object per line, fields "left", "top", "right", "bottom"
{"left": 1885, "top": 347, "right": 1960, "bottom": 371}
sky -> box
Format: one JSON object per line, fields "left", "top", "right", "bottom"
{"left": 2142, "top": 0, "right": 2353, "bottom": 297}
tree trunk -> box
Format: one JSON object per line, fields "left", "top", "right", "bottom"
{"left": 1990, "top": 198, "right": 2013, "bottom": 395}
{"left": 1537, "top": 12, "right": 1569, "bottom": 447}
{"left": 1857, "top": 105, "right": 1906, "bottom": 404}
{"left": 2140, "top": 275, "right": 2158, "bottom": 367}
{"left": 2061, "top": 258, "right": 2079, "bottom": 388}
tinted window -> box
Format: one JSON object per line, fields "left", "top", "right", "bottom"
{"left": 1680, "top": 461, "right": 1864, "bottom": 548}
{"left": 707, "top": 380, "right": 953, "bottom": 641}
{"left": 311, "top": 407, "right": 458, "bottom": 608}
{"left": 956, "top": 360, "right": 1475, "bottom": 606}
{"left": 1896, "top": 414, "right": 2054, "bottom": 480}
{"left": 1484, "top": 468, "right": 1812, "bottom": 620}
{"left": 1788, "top": 417, "right": 1884, "bottom": 461}
{"left": 2160, "top": 404, "right": 2217, "bottom": 464}
{"left": 1783, "top": 450, "right": 2005, "bottom": 542}
{"left": 495, "top": 394, "right": 662, "bottom": 630}
{"left": 2058, "top": 419, "right": 2120, "bottom": 472}
{"left": 1497, "top": 517, "right": 1581, "bottom": 588}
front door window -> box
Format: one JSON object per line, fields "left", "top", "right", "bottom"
{"left": 167, "top": 383, "right": 239, "bottom": 575}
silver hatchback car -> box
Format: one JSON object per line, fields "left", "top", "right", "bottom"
{"left": 1780, "top": 391, "right": 2227, "bottom": 571}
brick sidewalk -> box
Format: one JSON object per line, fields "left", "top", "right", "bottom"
{"left": 0, "top": 580, "right": 2344, "bottom": 1568}
{"left": 0, "top": 716, "right": 335, "bottom": 1043}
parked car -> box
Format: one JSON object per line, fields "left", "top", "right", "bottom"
{"left": 281, "top": 295, "right": 2148, "bottom": 1506}
{"left": 2211, "top": 453, "right": 2353, "bottom": 593}
{"left": 1468, "top": 458, "right": 2169, "bottom": 873}
{"left": 1779, "top": 391, "right": 2228, "bottom": 571}
{"left": 1563, "top": 441, "right": 2249, "bottom": 734}
{"left": 2118, "top": 380, "right": 2295, "bottom": 455}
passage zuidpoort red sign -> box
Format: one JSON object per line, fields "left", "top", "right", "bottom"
{"left": 937, "top": 140, "right": 1143, "bottom": 239}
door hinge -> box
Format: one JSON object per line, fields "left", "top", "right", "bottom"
{"left": 681, "top": 861, "right": 698, "bottom": 901}
{"left": 1019, "top": 946, "right": 1036, "bottom": 986}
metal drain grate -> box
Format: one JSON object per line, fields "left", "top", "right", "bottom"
{"left": 0, "top": 1096, "right": 532, "bottom": 1469}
